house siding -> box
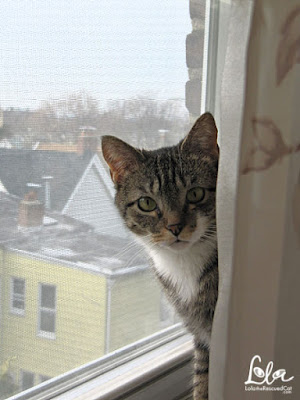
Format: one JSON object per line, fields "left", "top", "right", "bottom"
{"left": 0, "top": 251, "right": 107, "bottom": 383}
{"left": 64, "top": 165, "right": 128, "bottom": 238}
{"left": 109, "top": 269, "right": 161, "bottom": 352}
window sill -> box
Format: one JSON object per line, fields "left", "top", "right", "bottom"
{"left": 37, "top": 331, "right": 56, "bottom": 340}
{"left": 54, "top": 336, "right": 194, "bottom": 400}
{"left": 10, "top": 309, "right": 25, "bottom": 316}
{"left": 9, "top": 325, "right": 194, "bottom": 400}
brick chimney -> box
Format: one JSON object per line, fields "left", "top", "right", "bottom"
{"left": 77, "top": 126, "right": 98, "bottom": 156}
{"left": 18, "top": 190, "right": 44, "bottom": 230}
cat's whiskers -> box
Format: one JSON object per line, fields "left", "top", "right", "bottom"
{"left": 102, "top": 224, "right": 127, "bottom": 229}
{"left": 113, "top": 240, "right": 144, "bottom": 259}
{"left": 121, "top": 245, "right": 153, "bottom": 269}
{"left": 104, "top": 217, "right": 126, "bottom": 222}
{"left": 151, "top": 236, "right": 167, "bottom": 244}
{"left": 198, "top": 232, "right": 217, "bottom": 248}
{"left": 202, "top": 229, "right": 216, "bottom": 238}
{"left": 116, "top": 234, "right": 153, "bottom": 262}
{"left": 202, "top": 230, "right": 217, "bottom": 239}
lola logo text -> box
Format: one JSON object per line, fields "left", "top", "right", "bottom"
{"left": 245, "top": 355, "right": 294, "bottom": 385}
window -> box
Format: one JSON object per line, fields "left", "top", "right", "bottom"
{"left": 39, "top": 375, "right": 51, "bottom": 383}
{"left": 20, "top": 370, "right": 35, "bottom": 391}
{"left": 0, "top": 0, "right": 222, "bottom": 398}
{"left": 38, "top": 284, "right": 56, "bottom": 339}
{"left": 10, "top": 277, "right": 26, "bottom": 316}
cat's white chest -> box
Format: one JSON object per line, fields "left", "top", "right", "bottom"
{"left": 148, "top": 242, "right": 212, "bottom": 304}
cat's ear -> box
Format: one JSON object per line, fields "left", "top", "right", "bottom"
{"left": 101, "top": 136, "right": 143, "bottom": 184}
{"left": 181, "top": 112, "right": 219, "bottom": 157}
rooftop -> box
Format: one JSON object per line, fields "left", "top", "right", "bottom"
{"left": 0, "top": 192, "right": 147, "bottom": 276}
{"left": 0, "top": 148, "right": 93, "bottom": 211}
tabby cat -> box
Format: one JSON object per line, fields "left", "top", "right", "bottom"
{"left": 101, "top": 112, "right": 219, "bottom": 400}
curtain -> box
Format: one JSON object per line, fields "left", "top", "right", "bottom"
{"left": 211, "top": 1, "right": 300, "bottom": 399}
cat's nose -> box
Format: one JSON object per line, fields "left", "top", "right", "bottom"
{"left": 166, "top": 223, "right": 183, "bottom": 237}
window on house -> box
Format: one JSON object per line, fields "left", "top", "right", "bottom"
{"left": 0, "top": 0, "right": 224, "bottom": 398}
{"left": 20, "top": 370, "right": 35, "bottom": 391}
{"left": 10, "top": 277, "right": 26, "bottom": 316}
{"left": 39, "top": 375, "right": 51, "bottom": 383}
{"left": 38, "top": 284, "right": 56, "bottom": 338}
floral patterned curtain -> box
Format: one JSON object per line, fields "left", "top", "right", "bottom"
{"left": 211, "top": 0, "right": 300, "bottom": 398}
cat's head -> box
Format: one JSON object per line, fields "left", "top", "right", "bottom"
{"left": 101, "top": 112, "right": 218, "bottom": 253}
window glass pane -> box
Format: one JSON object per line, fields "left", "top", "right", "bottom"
{"left": 13, "top": 278, "right": 25, "bottom": 296}
{"left": 21, "top": 371, "right": 34, "bottom": 391}
{"left": 0, "top": 0, "right": 214, "bottom": 396}
{"left": 40, "top": 311, "right": 56, "bottom": 334}
{"left": 11, "top": 277, "right": 25, "bottom": 314}
{"left": 12, "top": 299, "right": 25, "bottom": 311}
{"left": 40, "top": 285, "right": 56, "bottom": 310}
{"left": 40, "top": 375, "right": 51, "bottom": 383}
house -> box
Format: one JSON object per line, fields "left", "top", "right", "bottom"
{"left": 0, "top": 192, "right": 161, "bottom": 395}
{"left": 0, "top": 138, "right": 12, "bottom": 149}
{"left": 0, "top": 145, "right": 128, "bottom": 237}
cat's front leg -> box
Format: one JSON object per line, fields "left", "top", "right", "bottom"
{"left": 193, "top": 342, "right": 209, "bottom": 400}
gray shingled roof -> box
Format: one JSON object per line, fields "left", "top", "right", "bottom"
{"left": 0, "top": 149, "right": 92, "bottom": 211}
{"left": 0, "top": 192, "right": 148, "bottom": 276}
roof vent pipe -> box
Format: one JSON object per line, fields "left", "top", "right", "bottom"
{"left": 42, "top": 176, "right": 53, "bottom": 209}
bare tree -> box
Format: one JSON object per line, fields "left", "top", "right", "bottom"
{"left": 99, "top": 96, "right": 189, "bottom": 148}
{"left": 2, "top": 92, "right": 189, "bottom": 148}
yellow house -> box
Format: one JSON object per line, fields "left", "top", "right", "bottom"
{"left": 0, "top": 192, "right": 161, "bottom": 396}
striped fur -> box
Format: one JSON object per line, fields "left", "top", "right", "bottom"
{"left": 194, "top": 342, "right": 210, "bottom": 399}
{"left": 102, "top": 113, "right": 219, "bottom": 399}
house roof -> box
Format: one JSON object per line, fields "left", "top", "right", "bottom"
{"left": 0, "top": 149, "right": 92, "bottom": 211}
{"left": 0, "top": 192, "right": 147, "bottom": 277}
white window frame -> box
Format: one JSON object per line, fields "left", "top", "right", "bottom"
{"left": 37, "top": 283, "right": 57, "bottom": 340}
{"left": 9, "top": 324, "right": 194, "bottom": 400}
{"left": 4, "top": 1, "right": 221, "bottom": 399}
{"left": 10, "top": 276, "right": 26, "bottom": 316}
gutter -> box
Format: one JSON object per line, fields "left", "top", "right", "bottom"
{"left": 4, "top": 247, "right": 148, "bottom": 278}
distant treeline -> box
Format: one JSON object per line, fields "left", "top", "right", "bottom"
{"left": 0, "top": 92, "right": 189, "bottom": 149}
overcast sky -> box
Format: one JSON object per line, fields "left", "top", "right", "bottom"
{"left": 0, "top": 0, "right": 190, "bottom": 110}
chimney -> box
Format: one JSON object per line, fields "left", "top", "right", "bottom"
{"left": 77, "top": 126, "right": 98, "bottom": 156}
{"left": 18, "top": 188, "right": 44, "bottom": 230}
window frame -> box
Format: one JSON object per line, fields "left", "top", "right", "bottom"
{"left": 8, "top": 324, "right": 193, "bottom": 400}
{"left": 4, "top": 1, "right": 221, "bottom": 398}
{"left": 201, "top": 0, "right": 220, "bottom": 114}
{"left": 10, "top": 276, "right": 26, "bottom": 316}
{"left": 37, "top": 283, "right": 57, "bottom": 340}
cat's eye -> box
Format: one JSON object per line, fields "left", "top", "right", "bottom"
{"left": 186, "top": 187, "right": 205, "bottom": 203}
{"left": 138, "top": 197, "right": 157, "bottom": 212}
